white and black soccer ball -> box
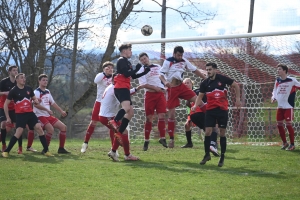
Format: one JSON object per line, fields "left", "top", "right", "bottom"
{"left": 141, "top": 25, "right": 153, "bottom": 36}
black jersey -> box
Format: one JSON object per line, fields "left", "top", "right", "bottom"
{"left": 7, "top": 85, "right": 35, "bottom": 113}
{"left": 0, "top": 77, "right": 16, "bottom": 110}
{"left": 200, "top": 74, "right": 234, "bottom": 110}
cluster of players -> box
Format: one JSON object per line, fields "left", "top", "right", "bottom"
{"left": 1, "top": 44, "right": 299, "bottom": 167}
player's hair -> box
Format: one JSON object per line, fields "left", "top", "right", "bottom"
{"left": 277, "top": 64, "right": 288, "bottom": 73}
{"left": 206, "top": 62, "right": 218, "bottom": 69}
{"left": 183, "top": 78, "right": 194, "bottom": 89}
{"left": 173, "top": 46, "right": 184, "bottom": 54}
{"left": 15, "top": 73, "right": 25, "bottom": 79}
{"left": 138, "top": 52, "right": 148, "bottom": 59}
{"left": 8, "top": 65, "right": 18, "bottom": 72}
{"left": 38, "top": 74, "right": 48, "bottom": 81}
{"left": 119, "top": 43, "right": 132, "bottom": 52}
{"left": 102, "top": 61, "right": 114, "bottom": 69}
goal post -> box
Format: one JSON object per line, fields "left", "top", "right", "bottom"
{"left": 124, "top": 30, "right": 300, "bottom": 146}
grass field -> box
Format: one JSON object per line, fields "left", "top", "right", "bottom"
{"left": 1, "top": 139, "right": 300, "bottom": 200}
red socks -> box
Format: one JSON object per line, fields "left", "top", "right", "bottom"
{"left": 84, "top": 124, "right": 95, "bottom": 143}
{"left": 59, "top": 131, "right": 66, "bottom": 148}
{"left": 168, "top": 119, "right": 175, "bottom": 138}
{"left": 27, "top": 130, "right": 34, "bottom": 148}
{"left": 144, "top": 122, "right": 152, "bottom": 140}
{"left": 158, "top": 118, "right": 166, "bottom": 138}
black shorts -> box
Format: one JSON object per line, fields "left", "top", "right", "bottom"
{"left": 0, "top": 109, "right": 16, "bottom": 123}
{"left": 16, "top": 112, "right": 39, "bottom": 129}
{"left": 190, "top": 112, "right": 205, "bottom": 130}
{"left": 205, "top": 107, "right": 228, "bottom": 128}
{"left": 114, "top": 88, "right": 132, "bottom": 105}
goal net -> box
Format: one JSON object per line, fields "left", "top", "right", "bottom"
{"left": 125, "top": 30, "right": 300, "bottom": 145}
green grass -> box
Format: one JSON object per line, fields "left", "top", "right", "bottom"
{"left": 1, "top": 139, "right": 300, "bottom": 200}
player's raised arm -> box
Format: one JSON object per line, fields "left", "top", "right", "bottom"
{"left": 184, "top": 58, "right": 206, "bottom": 79}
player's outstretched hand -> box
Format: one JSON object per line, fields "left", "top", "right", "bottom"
{"left": 135, "top": 63, "right": 142, "bottom": 71}
{"left": 191, "top": 105, "right": 196, "bottom": 112}
{"left": 6, "top": 118, "right": 11, "bottom": 125}
{"left": 271, "top": 98, "right": 276, "bottom": 103}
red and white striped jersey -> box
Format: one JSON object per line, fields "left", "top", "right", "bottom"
{"left": 272, "top": 76, "right": 300, "bottom": 109}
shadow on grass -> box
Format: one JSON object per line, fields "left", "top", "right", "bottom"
{"left": 122, "top": 159, "right": 286, "bottom": 179}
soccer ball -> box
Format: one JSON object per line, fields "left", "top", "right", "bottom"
{"left": 141, "top": 25, "right": 153, "bottom": 36}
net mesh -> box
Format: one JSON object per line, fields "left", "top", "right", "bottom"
{"left": 127, "top": 33, "right": 300, "bottom": 145}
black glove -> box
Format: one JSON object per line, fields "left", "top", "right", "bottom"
{"left": 135, "top": 63, "right": 142, "bottom": 71}
{"left": 144, "top": 66, "right": 151, "bottom": 73}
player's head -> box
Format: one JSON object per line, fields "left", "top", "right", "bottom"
{"left": 119, "top": 43, "right": 132, "bottom": 58}
{"left": 138, "top": 52, "right": 150, "bottom": 66}
{"left": 8, "top": 65, "right": 18, "bottom": 77}
{"left": 277, "top": 64, "right": 288, "bottom": 76}
{"left": 173, "top": 46, "right": 184, "bottom": 61}
{"left": 183, "top": 78, "right": 193, "bottom": 89}
{"left": 15, "top": 73, "right": 26, "bottom": 86}
{"left": 102, "top": 61, "right": 114, "bottom": 76}
{"left": 38, "top": 74, "right": 48, "bottom": 87}
{"left": 206, "top": 62, "right": 218, "bottom": 78}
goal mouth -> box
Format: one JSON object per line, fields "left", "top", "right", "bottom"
{"left": 125, "top": 30, "right": 300, "bottom": 145}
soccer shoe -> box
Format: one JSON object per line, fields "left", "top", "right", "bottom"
{"left": 210, "top": 146, "right": 220, "bottom": 157}
{"left": 2, "top": 144, "right": 6, "bottom": 152}
{"left": 58, "top": 148, "right": 71, "bottom": 154}
{"left": 2, "top": 152, "right": 8, "bottom": 158}
{"left": 159, "top": 138, "right": 168, "bottom": 148}
{"left": 281, "top": 142, "right": 289, "bottom": 150}
{"left": 26, "top": 147, "right": 37, "bottom": 152}
{"left": 114, "top": 132, "right": 123, "bottom": 147}
{"left": 143, "top": 141, "right": 149, "bottom": 151}
{"left": 168, "top": 139, "right": 174, "bottom": 148}
{"left": 200, "top": 154, "right": 211, "bottom": 165}
{"left": 81, "top": 143, "right": 88, "bottom": 153}
{"left": 108, "top": 120, "right": 119, "bottom": 133}
{"left": 218, "top": 155, "right": 225, "bottom": 167}
{"left": 108, "top": 150, "right": 119, "bottom": 162}
{"left": 286, "top": 144, "right": 295, "bottom": 151}
{"left": 124, "top": 154, "right": 140, "bottom": 161}
{"left": 41, "top": 150, "right": 54, "bottom": 157}
{"left": 181, "top": 143, "right": 193, "bottom": 148}
{"left": 17, "top": 147, "right": 22, "bottom": 154}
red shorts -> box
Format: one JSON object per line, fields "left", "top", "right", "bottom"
{"left": 38, "top": 116, "right": 58, "bottom": 128}
{"left": 276, "top": 108, "right": 294, "bottom": 121}
{"left": 99, "top": 116, "right": 115, "bottom": 129}
{"left": 144, "top": 92, "right": 167, "bottom": 116}
{"left": 167, "top": 84, "right": 196, "bottom": 109}
{"left": 91, "top": 101, "right": 101, "bottom": 121}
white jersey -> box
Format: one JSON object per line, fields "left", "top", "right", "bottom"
{"left": 33, "top": 88, "right": 55, "bottom": 117}
{"left": 271, "top": 76, "right": 300, "bottom": 109}
{"left": 99, "top": 84, "right": 136, "bottom": 117}
{"left": 94, "top": 72, "right": 112, "bottom": 102}
{"left": 137, "top": 64, "right": 165, "bottom": 92}
{"left": 160, "top": 57, "right": 197, "bottom": 82}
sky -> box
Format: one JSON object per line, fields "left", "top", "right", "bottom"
{"left": 87, "top": 0, "right": 300, "bottom": 52}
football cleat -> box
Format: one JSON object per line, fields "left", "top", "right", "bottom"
{"left": 143, "top": 141, "right": 149, "bottom": 151}
{"left": 26, "top": 147, "right": 37, "bottom": 152}
{"left": 58, "top": 148, "right": 71, "bottom": 154}
{"left": 159, "top": 138, "right": 168, "bottom": 148}
{"left": 2, "top": 152, "right": 8, "bottom": 158}
{"left": 181, "top": 143, "right": 193, "bottom": 148}
{"left": 218, "top": 155, "right": 225, "bottom": 167}
{"left": 286, "top": 144, "right": 295, "bottom": 151}
{"left": 124, "top": 154, "right": 139, "bottom": 161}
{"left": 108, "top": 120, "right": 120, "bottom": 133}
{"left": 17, "top": 147, "right": 22, "bottom": 154}
{"left": 200, "top": 154, "right": 211, "bottom": 165}
{"left": 281, "top": 142, "right": 289, "bottom": 150}
{"left": 108, "top": 150, "right": 119, "bottom": 162}
{"left": 41, "top": 150, "right": 54, "bottom": 157}
{"left": 210, "top": 146, "right": 220, "bottom": 157}
{"left": 81, "top": 143, "right": 88, "bottom": 153}
{"left": 168, "top": 139, "right": 174, "bottom": 148}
